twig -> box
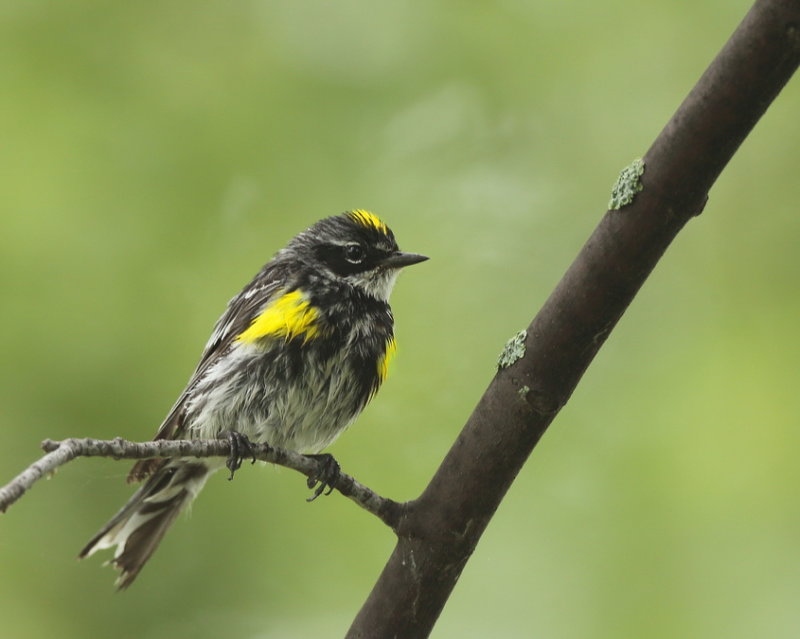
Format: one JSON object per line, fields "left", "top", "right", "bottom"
{"left": 0, "top": 437, "right": 402, "bottom": 528}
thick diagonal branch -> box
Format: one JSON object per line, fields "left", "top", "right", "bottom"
{"left": 347, "top": 1, "right": 800, "bottom": 637}
{"left": 0, "top": 438, "right": 402, "bottom": 527}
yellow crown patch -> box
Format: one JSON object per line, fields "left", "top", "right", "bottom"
{"left": 347, "top": 209, "right": 389, "bottom": 235}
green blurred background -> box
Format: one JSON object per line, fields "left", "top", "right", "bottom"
{"left": 2, "top": 1, "right": 799, "bottom": 637}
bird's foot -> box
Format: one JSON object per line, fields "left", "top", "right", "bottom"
{"left": 305, "top": 454, "right": 341, "bottom": 502}
{"left": 224, "top": 430, "right": 257, "bottom": 480}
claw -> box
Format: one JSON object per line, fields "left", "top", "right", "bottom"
{"left": 305, "top": 454, "right": 340, "bottom": 502}
{"left": 224, "top": 431, "right": 256, "bottom": 480}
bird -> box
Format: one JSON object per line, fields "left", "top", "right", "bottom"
{"left": 79, "top": 210, "right": 427, "bottom": 588}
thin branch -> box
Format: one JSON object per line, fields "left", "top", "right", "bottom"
{"left": 347, "top": 1, "right": 800, "bottom": 637}
{"left": 0, "top": 438, "right": 402, "bottom": 527}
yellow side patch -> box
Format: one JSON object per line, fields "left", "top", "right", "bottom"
{"left": 378, "top": 336, "right": 397, "bottom": 383}
{"left": 348, "top": 209, "right": 389, "bottom": 235}
{"left": 236, "top": 290, "right": 321, "bottom": 344}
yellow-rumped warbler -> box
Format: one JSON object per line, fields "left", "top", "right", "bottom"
{"left": 79, "top": 210, "right": 427, "bottom": 588}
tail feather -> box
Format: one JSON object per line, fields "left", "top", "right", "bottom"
{"left": 80, "top": 462, "right": 213, "bottom": 589}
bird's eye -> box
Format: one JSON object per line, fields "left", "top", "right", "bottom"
{"left": 344, "top": 243, "right": 366, "bottom": 264}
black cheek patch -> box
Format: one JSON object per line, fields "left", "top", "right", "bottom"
{"left": 314, "top": 244, "right": 384, "bottom": 277}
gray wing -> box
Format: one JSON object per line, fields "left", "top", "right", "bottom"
{"left": 156, "top": 276, "right": 284, "bottom": 441}
{"left": 128, "top": 274, "right": 283, "bottom": 481}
